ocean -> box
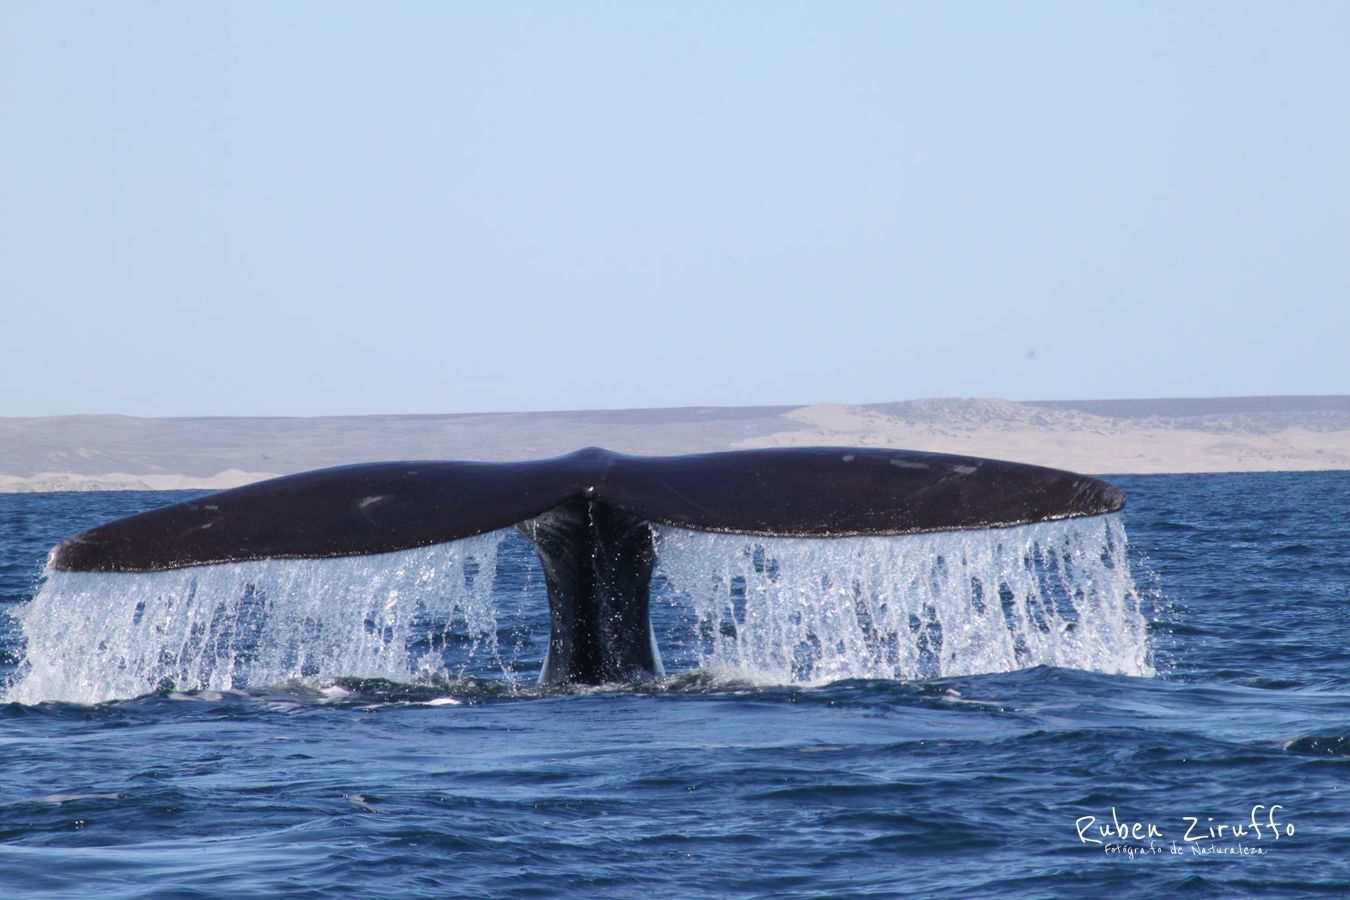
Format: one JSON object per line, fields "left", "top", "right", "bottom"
{"left": 0, "top": 471, "right": 1347, "bottom": 897}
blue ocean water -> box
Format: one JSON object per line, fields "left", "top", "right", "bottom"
{"left": 0, "top": 472, "right": 1347, "bottom": 897}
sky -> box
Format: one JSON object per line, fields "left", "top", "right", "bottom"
{"left": 1, "top": 1, "right": 1346, "bottom": 417}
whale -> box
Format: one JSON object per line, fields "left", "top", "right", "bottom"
{"left": 48, "top": 446, "right": 1125, "bottom": 684}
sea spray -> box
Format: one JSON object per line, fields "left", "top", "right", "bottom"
{"left": 6, "top": 531, "right": 510, "bottom": 705}
{"left": 653, "top": 515, "right": 1151, "bottom": 683}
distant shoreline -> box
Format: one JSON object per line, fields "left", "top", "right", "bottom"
{"left": 4, "top": 468, "right": 1342, "bottom": 496}
{"left": 3, "top": 395, "right": 1347, "bottom": 492}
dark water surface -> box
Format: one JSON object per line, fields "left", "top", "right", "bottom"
{"left": 2, "top": 473, "right": 1348, "bottom": 897}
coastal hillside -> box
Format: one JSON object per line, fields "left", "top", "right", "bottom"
{"left": 1, "top": 396, "right": 1347, "bottom": 491}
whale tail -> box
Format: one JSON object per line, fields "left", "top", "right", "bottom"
{"left": 48, "top": 447, "right": 1125, "bottom": 684}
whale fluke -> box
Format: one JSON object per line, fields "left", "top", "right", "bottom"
{"left": 47, "top": 447, "right": 1125, "bottom": 684}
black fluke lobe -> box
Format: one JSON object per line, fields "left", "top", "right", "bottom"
{"left": 47, "top": 447, "right": 1125, "bottom": 684}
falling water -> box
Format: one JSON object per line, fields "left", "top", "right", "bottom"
{"left": 6, "top": 515, "right": 1151, "bottom": 704}
{"left": 653, "top": 515, "right": 1152, "bottom": 683}
{"left": 5, "top": 532, "right": 510, "bottom": 705}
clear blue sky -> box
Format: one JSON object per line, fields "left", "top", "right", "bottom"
{"left": 1, "top": 1, "right": 1346, "bottom": 416}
